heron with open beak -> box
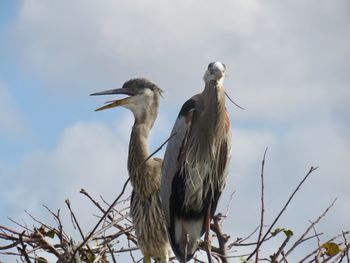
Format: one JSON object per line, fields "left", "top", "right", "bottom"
{"left": 91, "top": 78, "right": 173, "bottom": 263}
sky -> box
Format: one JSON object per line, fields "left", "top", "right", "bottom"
{"left": 0, "top": 0, "right": 349, "bottom": 262}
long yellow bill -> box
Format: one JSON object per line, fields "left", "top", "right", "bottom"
{"left": 95, "top": 98, "right": 128, "bottom": 111}
{"left": 91, "top": 87, "right": 133, "bottom": 111}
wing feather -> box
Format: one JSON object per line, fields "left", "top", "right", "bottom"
{"left": 160, "top": 98, "right": 195, "bottom": 226}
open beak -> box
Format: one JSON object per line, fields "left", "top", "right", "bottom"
{"left": 90, "top": 88, "right": 134, "bottom": 111}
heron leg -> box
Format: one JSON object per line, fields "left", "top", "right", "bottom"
{"left": 181, "top": 219, "right": 189, "bottom": 263}
{"left": 204, "top": 205, "right": 213, "bottom": 263}
{"left": 159, "top": 255, "right": 169, "bottom": 263}
{"left": 143, "top": 254, "right": 151, "bottom": 263}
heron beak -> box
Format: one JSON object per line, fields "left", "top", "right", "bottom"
{"left": 90, "top": 88, "right": 134, "bottom": 111}
{"left": 210, "top": 68, "right": 224, "bottom": 78}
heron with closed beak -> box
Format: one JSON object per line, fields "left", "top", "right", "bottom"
{"left": 160, "top": 62, "right": 232, "bottom": 262}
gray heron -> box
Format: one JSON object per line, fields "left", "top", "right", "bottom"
{"left": 91, "top": 78, "right": 173, "bottom": 263}
{"left": 160, "top": 62, "right": 232, "bottom": 262}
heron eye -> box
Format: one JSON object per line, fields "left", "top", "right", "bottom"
{"left": 137, "top": 87, "right": 145, "bottom": 93}
{"left": 208, "top": 62, "right": 214, "bottom": 70}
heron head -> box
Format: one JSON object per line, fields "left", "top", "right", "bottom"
{"left": 90, "top": 78, "right": 163, "bottom": 113}
{"left": 203, "top": 61, "right": 226, "bottom": 84}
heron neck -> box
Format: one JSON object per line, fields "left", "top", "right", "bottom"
{"left": 127, "top": 118, "right": 153, "bottom": 175}
{"left": 202, "top": 80, "right": 226, "bottom": 132}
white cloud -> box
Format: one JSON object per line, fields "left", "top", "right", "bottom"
{"left": 217, "top": 128, "right": 277, "bottom": 238}
{"left": 217, "top": 118, "right": 350, "bottom": 260}
{"left": 0, "top": 81, "right": 25, "bottom": 136}
{"left": 5, "top": 0, "right": 349, "bottom": 124}
{"left": 4, "top": 0, "right": 263, "bottom": 95}
{"left": 1, "top": 0, "right": 350, "bottom": 261}
{"left": 1, "top": 120, "right": 130, "bottom": 229}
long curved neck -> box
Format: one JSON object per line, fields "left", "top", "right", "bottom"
{"left": 128, "top": 119, "right": 153, "bottom": 175}
{"left": 201, "top": 80, "right": 226, "bottom": 136}
{"left": 187, "top": 80, "right": 227, "bottom": 162}
{"left": 127, "top": 112, "right": 162, "bottom": 199}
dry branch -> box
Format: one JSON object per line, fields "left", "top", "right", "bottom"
{"left": 1, "top": 151, "right": 349, "bottom": 263}
{"left": 246, "top": 166, "right": 319, "bottom": 261}
{"left": 256, "top": 147, "right": 268, "bottom": 262}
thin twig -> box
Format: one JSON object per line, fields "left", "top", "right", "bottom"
{"left": 34, "top": 228, "right": 65, "bottom": 261}
{"left": 334, "top": 232, "right": 350, "bottom": 263}
{"left": 128, "top": 238, "right": 137, "bottom": 263}
{"left": 247, "top": 166, "right": 319, "bottom": 261}
{"left": 308, "top": 223, "right": 324, "bottom": 263}
{"left": 298, "top": 232, "right": 349, "bottom": 262}
{"left": 7, "top": 218, "right": 32, "bottom": 234}
{"left": 42, "top": 205, "right": 67, "bottom": 244}
{"left": 228, "top": 226, "right": 260, "bottom": 249}
{"left": 341, "top": 231, "right": 350, "bottom": 262}
{"left": 107, "top": 243, "right": 117, "bottom": 263}
{"left": 81, "top": 188, "right": 133, "bottom": 229}
{"left": 285, "top": 198, "right": 337, "bottom": 257}
{"left": 136, "top": 132, "right": 177, "bottom": 169}
{"left": 71, "top": 177, "right": 130, "bottom": 261}
{"left": 256, "top": 147, "right": 268, "bottom": 262}
{"left": 0, "top": 240, "right": 20, "bottom": 250}
{"left": 18, "top": 231, "right": 31, "bottom": 263}
{"left": 23, "top": 210, "right": 50, "bottom": 230}
{"left": 222, "top": 191, "right": 236, "bottom": 224}
{"left": 295, "top": 233, "right": 324, "bottom": 247}
{"left": 270, "top": 234, "right": 291, "bottom": 262}
{"left": 225, "top": 91, "right": 246, "bottom": 110}
{"left": 80, "top": 189, "right": 106, "bottom": 214}
{"left": 65, "top": 199, "right": 85, "bottom": 241}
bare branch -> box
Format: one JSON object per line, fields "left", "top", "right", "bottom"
{"left": 1, "top": 151, "right": 348, "bottom": 263}
{"left": 18, "top": 231, "right": 31, "bottom": 263}
{"left": 285, "top": 198, "right": 337, "bottom": 257}
{"left": 270, "top": 234, "right": 292, "bottom": 262}
{"left": 256, "top": 147, "right": 268, "bottom": 263}
{"left": 228, "top": 226, "right": 260, "bottom": 248}
{"left": 225, "top": 91, "right": 246, "bottom": 110}
{"left": 298, "top": 232, "right": 349, "bottom": 262}
{"left": 247, "top": 166, "right": 319, "bottom": 261}
{"left": 211, "top": 213, "right": 230, "bottom": 263}
{"left": 71, "top": 176, "right": 130, "bottom": 260}
{"left": 34, "top": 227, "right": 65, "bottom": 262}
{"left": 136, "top": 132, "right": 177, "bottom": 169}
{"left": 340, "top": 231, "right": 350, "bottom": 262}
{"left": 222, "top": 191, "right": 236, "bottom": 223}
{"left": 65, "top": 199, "right": 85, "bottom": 241}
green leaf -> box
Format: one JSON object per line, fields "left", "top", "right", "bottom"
{"left": 271, "top": 228, "right": 282, "bottom": 236}
{"left": 46, "top": 229, "right": 55, "bottom": 239}
{"left": 87, "top": 251, "right": 95, "bottom": 263}
{"left": 322, "top": 242, "right": 340, "bottom": 256}
{"left": 271, "top": 227, "right": 294, "bottom": 238}
{"left": 283, "top": 229, "right": 294, "bottom": 237}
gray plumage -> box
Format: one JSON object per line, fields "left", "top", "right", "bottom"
{"left": 91, "top": 79, "right": 172, "bottom": 263}
{"left": 160, "top": 62, "right": 232, "bottom": 262}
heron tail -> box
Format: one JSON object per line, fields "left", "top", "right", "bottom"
{"left": 169, "top": 216, "right": 204, "bottom": 262}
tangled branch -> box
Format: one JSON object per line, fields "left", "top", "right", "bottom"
{"left": 1, "top": 149, "right": 349, "bottom": 263}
